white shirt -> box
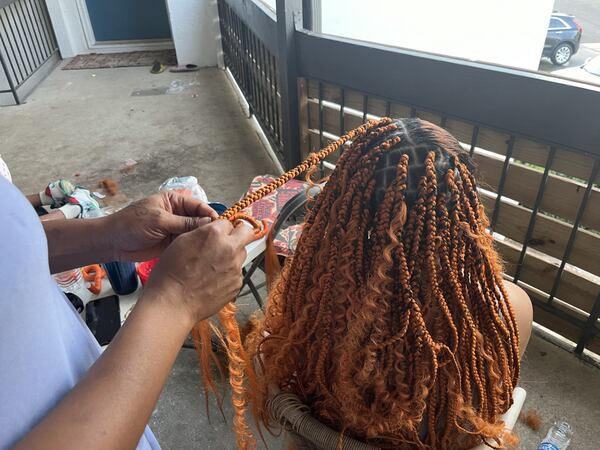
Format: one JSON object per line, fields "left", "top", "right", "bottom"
{"left": 0, "top": 176, "right": 160, "bottom": 449}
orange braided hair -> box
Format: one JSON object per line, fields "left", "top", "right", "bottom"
{"left": 192, "top": 120, "right": 383, "bottom": 449}
{"left": 197, "top": 118, "right": 521, "bottom": 449}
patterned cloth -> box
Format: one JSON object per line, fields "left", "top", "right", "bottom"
{"left": 0, "top": 155, "right": 11, "bottom": 183}
{"left": 241, "top": 175, "right": 308, "bottom": 256}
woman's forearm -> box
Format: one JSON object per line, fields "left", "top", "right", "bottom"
{"left": 13, "top": 291, "right": 193, "bottom": 450}
{"left": 44, "top": 218, "right": 115, "bottom": 273}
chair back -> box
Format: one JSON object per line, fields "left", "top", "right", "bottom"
{"left": 270, "top": 387, "right": 527, "bottom": 450}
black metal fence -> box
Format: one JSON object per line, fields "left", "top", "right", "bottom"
{"left": 217, "top": 0, "right": 283, "bottom": 161}
{"left": 217, "top": 0, "right": 600, "bottom": 356}
{"left": 0, "top": 0, "right": 58, "bottom": 105}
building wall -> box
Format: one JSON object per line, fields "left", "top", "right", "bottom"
{"left": 46, "top": 0, "right": 218, "bottom": 67}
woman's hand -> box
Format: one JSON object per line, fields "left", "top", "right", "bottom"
{"left": 107, "top": 191, "right": 218, "bottom": 262}
{"left": 141, "top": 219, "right": 256, "bottom": 325}
{"left": 19, "top": 212, "right": 257, "bottom": 450}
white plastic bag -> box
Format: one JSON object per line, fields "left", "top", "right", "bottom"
{"left": 159, "top": 176, "right": 208, "bottom": 203}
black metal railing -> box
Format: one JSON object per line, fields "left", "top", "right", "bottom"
{"left": 0, "top": 0, "right": 58, "bottom": 105}
{"left": 217, "top": 0, "right": 283, "bottom": 161}
{"left": 216, "top": 0, "right": 600, "bottom": 356}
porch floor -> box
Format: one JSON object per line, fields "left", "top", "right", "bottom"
{"left": 1, "top": 64, "right": 599, "bottom": 449}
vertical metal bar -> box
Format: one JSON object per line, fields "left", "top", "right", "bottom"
{"left": 2, "top": 8, "right": 27, "bottom": 83}
{"left": 32, "top": 0, "right": 53, "bottom": 54}
{"left": 232, "top": 12, "right": 242, "bottom": 91}
{"left": 237, "top": 14, "right": 248, "bottom": 99}
{"left": 469, "top": 125, "right": 480, "bottom": 157}
{"left": 490, "top": 135, "right": 515, "bottom": 229}
{"left": 305, "top": 79, "right": 312, "bottom": 150}
{"left": 513, "top": 147, "right": 556, "bottom": 282}
{"left": 318, "top": 81, "right": 324, "bottom": 148}
{"left": 272, "top": 52, "right": 281, "bottom": 145}
{"left": 219, "top": 2, "right": 228, "bottom": 67}
{"left": 252, "top": 33, "right": 264, "bottom": 121}
{"left": 249, "top": 31, "right": 259, "bottom": 117}
{"left": 239, "top": 13, "right": 248, "bottom": 95}
{"left": 24, "top": 0, "right": 48, "bottom": 60}
{"left": 8, "top": 3, "right": 34, "bottom": 74}
{"left": 277, "top": 0, "right": 304, "bottom": 168}
{"left": 217, "top": 1, "right": 227, "bottom": 67}
{"left": 229, "top": 8, "right": 239, "bottom": 82}
{"left": 362, "top": 94, "right": 368, "bottom": 123}
{"left": 263, "top": 43, "right": 274, "bottom": 135}
{"left": 15, "top": 0, "right": 42, "bottom": 67}
{"left": 339, "top": 88, "right": 345, "bottom": 136}
{"left": 37, "top": 0, "right": 57, "bottom": 50}
{"left": 13, "top": 0, "right": 39, "bottom": 67}
{"left": 0, "top": 42, "right": 19, "bottom": 104}
{"left": 227, "top": 8, "right": 236, "bottom": 72}
{"left": 575, "top": 293, "right": 600, "bottom": 354}
{"left": 265, "top": 45, "right": 275, "bottom": 134}
{"left": 548, "top": 159, "right": 600, "bottom": 305}
{"left": 385, "top": 100, "right": 391, "bottom": 117}
{"left": 318, "top": 81, "right": 325, "bottom": 174}
{"left": 257, "top": 37, "right": 268, "bottom": 128}
{"left": 0, "top": 14, "right": 22, "bottom": 83}
{"left": 245, "top": 25, "right": 255, "bottom": 112}
{"left": 248, "top": 30, "right": 258, "bottom": 114}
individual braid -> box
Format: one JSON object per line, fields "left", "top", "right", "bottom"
{"left": 194, "top": 119, "right": 394, "bottom": 449}
{"left": 245, "top": 118, "right": 521, "bottom": 449}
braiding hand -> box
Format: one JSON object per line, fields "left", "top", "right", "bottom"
{"left": 140, "top": 219, "right": 256, "bottom": 326}
{"left": 107, "top": 191, "right": 219, "bottom": 263}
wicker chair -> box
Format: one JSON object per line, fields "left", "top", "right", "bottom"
{"left": 269, "top": 388, "right": 527, "bottom": 450}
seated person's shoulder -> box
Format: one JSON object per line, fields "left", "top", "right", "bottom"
{"left": 503, "top": 280, "right": 533, "bottom": 357}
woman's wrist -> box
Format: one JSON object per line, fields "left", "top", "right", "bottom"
{"left": 138, "top": 280, "right": 197, "bottom": 331}
{"left": 45, "top": 216, "right": 119, "bottom": 273}
{"left": 89, "top": 215, "right": 121, "bottom": 263}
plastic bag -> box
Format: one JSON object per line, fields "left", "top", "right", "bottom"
{"left": 159, "top": 176, "right": 208, "bottom": 203}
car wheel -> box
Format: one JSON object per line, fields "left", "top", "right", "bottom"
{"left": 552, "top": 43, "right": 573, "bottom": 65}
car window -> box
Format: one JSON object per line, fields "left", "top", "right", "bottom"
{"left": 584, "top": 58, "right": 600, "bottom": 77}
{"left": 549, "top": 18, "right": 567, "bottom": 30}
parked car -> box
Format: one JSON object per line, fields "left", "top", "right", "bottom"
{"left": 543, "top": 13, "right": 583, "bottom": 65}
{"left": 554, "top": 55, "right": 600, "bottom": 85}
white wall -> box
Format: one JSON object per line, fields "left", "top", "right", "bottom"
{"left": 45, "top": 0, "right": 88, "bottom": 57}
{"left": 46, "top": 0, "right": 217, "bottom": 65}
{"left": 165, "top": 0, "right": 218, "bottom": 67}
{"left": 322, "top": 0, "right": 554, "bottom": 71}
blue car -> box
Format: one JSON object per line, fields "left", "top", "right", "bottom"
{"left": 543, "top": 13, "right": 583, "bottom": 65}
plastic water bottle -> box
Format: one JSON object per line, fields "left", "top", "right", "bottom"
{"left": 538, "top": 421, "right": 573, "bottom": 450}
{"left": 53, "top": 269, "right": 86, "bottom": 296}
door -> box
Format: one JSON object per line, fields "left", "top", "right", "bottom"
{"left": 84, "top": 0, "right": 171, "bottom": 42}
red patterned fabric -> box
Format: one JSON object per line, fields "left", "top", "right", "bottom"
{"left": 241, "top": 175, "right": 308, "bottom": 256}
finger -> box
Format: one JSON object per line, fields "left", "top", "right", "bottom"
{"left": 166, "top": 191, "right": 219, "bottom": 219}
{"left": 229, "top": 221, "right": 259, "bottom": 248}
{"left": 162, "top": 215, "right": 212, "bottom": 235}
{"left": 205, "top": 218, "right": 234, "bottom": 234}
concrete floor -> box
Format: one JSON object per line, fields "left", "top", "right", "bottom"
{"left": 0, "top": 62, "right": 277, "bottom": 206}
{"left": 2, "top": 64, "right": 600, "bottom": 449}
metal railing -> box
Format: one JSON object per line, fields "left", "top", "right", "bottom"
{"left": 216, "top": 0, "right": 600, "bottom": 356}
{"left": 0, "top": 0, "right": 58, "bottom": 105}
{"left": 217, "top": 0, "right": 283, "bottom": 161}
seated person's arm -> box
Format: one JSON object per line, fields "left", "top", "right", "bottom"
{"left": 14, "top": 194, "right": 255, "bottom": 450}
{"left": 44, "top": 192, "right": 216, "bottom": 273}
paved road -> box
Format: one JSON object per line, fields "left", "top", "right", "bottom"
{"left": 538, "top": 43, "right": 600, "bottom": 73}
{"left": 554, "top": 0, "right": 600, "bottom": 43}
{"left": 538, "top": 0, "right": 600, "bottom": 81}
